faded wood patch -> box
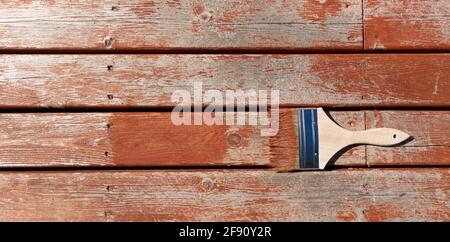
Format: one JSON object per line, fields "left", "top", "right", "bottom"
{"left": 0, "top": 0, "right": 362, "bottom": 51}
{"left": 0, "top": 54, "right": 449, "bottom": 108}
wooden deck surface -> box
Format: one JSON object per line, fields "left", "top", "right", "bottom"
{"left": 0, "top": 169, "right": 447, "bottom": 222}
{"left": 0, "top": 0, "right": 448, "bottom": 221}
{"left": 0, "top": 0, "right": 363, "bottom": 51}
{"left": 0, "top": 54, "right": 448, "bottom": 108}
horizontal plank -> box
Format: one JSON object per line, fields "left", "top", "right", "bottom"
{"left": 0, "top": 110, "right": 363, "bottom": 168}
{"left": 0, "top": 110, "right": 447, "bottom": 168}
{"left": 0, "top": 0, "right": 362, "bottom": 51}
{"left": 0, "top": 169, "right": 447, "bottom": 221}
{"left": 366, "top": 111, "right": 450, "bottom": 167}
{"left": 0, "top": 54, "right": 449, "bottom": 108}
{"left": 364, "top": 0, "right": 450, "bottom": 50}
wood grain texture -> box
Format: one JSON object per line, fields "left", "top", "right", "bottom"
{"left": 0, "top": 110, "right": 447, "bottom": 169}
{"left": 0, "top": 54, "right": 449, "bottom": 108}
{"left": 0, "top": 112, "right": 269, "bottom": 168}
{"left": 0, "top": 0, "right": 362, "bottom": 51}
{"left": 0, "top": 169, "right": 447, "bottom": 221}
{"left": 366, "top": 111, "right": 450, "bottom": 167}
{"left": 0, "top": 110, "right": 364, "bottom": 169}
{"left": 364, "top": 0, "right": 450, "bottom": 50}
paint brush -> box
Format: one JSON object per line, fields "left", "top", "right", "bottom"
{"left": 297, "top": 108, "right": 410, "bottom": 170}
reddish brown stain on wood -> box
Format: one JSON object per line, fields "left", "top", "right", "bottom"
{"left": 0, "top": 55, "right": 448, "bottom": 109}
{"left": 336, "top": 210, "right": 358, "bottom": 222}
{"left": 165, "top": 0, "right": 182, "bottom": 9}
{"left": 107, "top": 112, "right": 267, "bottom": 167}
{"left": 365, "top": 14, "right": 450, "bottom": 50}
{"left": 129, "top": 1, "right": 159, "bottom": 17}
{"left": 191, "top": 0, "right": 206, "bottom": 33}
{"left": 364, "top": 0, "right": 450, "bottom": 50}
{"left": 362, "top": 204, "right": 408, "bottom": 222}
{"left": 191, "top": 0, "right": 205, "bottom": 15}
{"left": 365, "top": 16, "right": 438, "bottom": 50}
{"left": 307, "top": 54, "right": 450, "bottom": 107}
{"left": 0, "top": 0, "right": 447, "bottom": 223}
{"left": 299, "top": 0, "right": 350, "bottom": 23}
{"left": 0, "top": 169, "right": 447, "bottom": 221}
{"left": 0, "top": 0, "right": 362, "bottom": 51}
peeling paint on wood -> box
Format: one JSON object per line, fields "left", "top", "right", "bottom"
{"left": 0, "top": 169, "right": 447, "bottom": 221}
{"left": 364, "top": 0, "right": 450, "bottom": 50}
{"left": 0, "top": 0, "right": 448, "bottom": 223}
{"left": 0, "top": 0, "right": 362, "bottom": 51}
{"left": 0, "top": 54, "right": 448, "bottom": 108}
{"left": 107, "top": 112, "right": 271, "bottom": 167}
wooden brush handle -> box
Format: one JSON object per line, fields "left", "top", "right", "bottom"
{"left": 316, "top": 108, "right": 411, "bottom": 170}
{"left": 351, "top": 128, "right": 410, "bottom": 146}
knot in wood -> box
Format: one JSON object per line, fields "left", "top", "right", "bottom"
{"left": 226, "top": 132, "right": 243, "bottom": 148}
{"left": 201, "top": 178, "right": 214, "bottom": 192}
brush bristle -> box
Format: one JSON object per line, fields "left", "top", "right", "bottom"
{"left": 268, "top": 109, "right": 299, "bottom": 171}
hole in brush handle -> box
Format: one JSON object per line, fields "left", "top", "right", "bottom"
{"left": 353, "top": 128, "right": 410, "bottom": 147}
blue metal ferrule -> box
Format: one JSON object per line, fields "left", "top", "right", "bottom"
{"left": 298, "top": 109, "right": 319, "bottom": 169}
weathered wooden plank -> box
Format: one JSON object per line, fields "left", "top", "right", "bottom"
{"left": 0, "top": 109, "right": 448, "bottom": 168}
{"left": 1, "top": 54, "right": 449, "bottom": 108}
{"left": 0, "top": 110, "right": 364, "bottom": 168}
{"left": 0, "top": 169, "right": 447, "bottom": 221}
{"left": 364, "top": 0, "right": 450, "bottom": 50}
{"left": 366, "top": 111, "right": 450, "bottom": 167}
{"left": 0, "top": 112, "right": 265, "bottom": 167}
{"left": 0, "top": 0, "right": 362, "bottom": 51}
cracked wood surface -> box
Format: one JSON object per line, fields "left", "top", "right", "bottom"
{"left": 0, "top": 169, "right": 447, "bottom": 221}
{"left": 0, "top": 54, "right": 449, "bottom": 108}
{"left": 0, "top": 0, "right": 362, "bottom": 51}
{"left": 0, "top": 110, "right": 446, "bottom": 169}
